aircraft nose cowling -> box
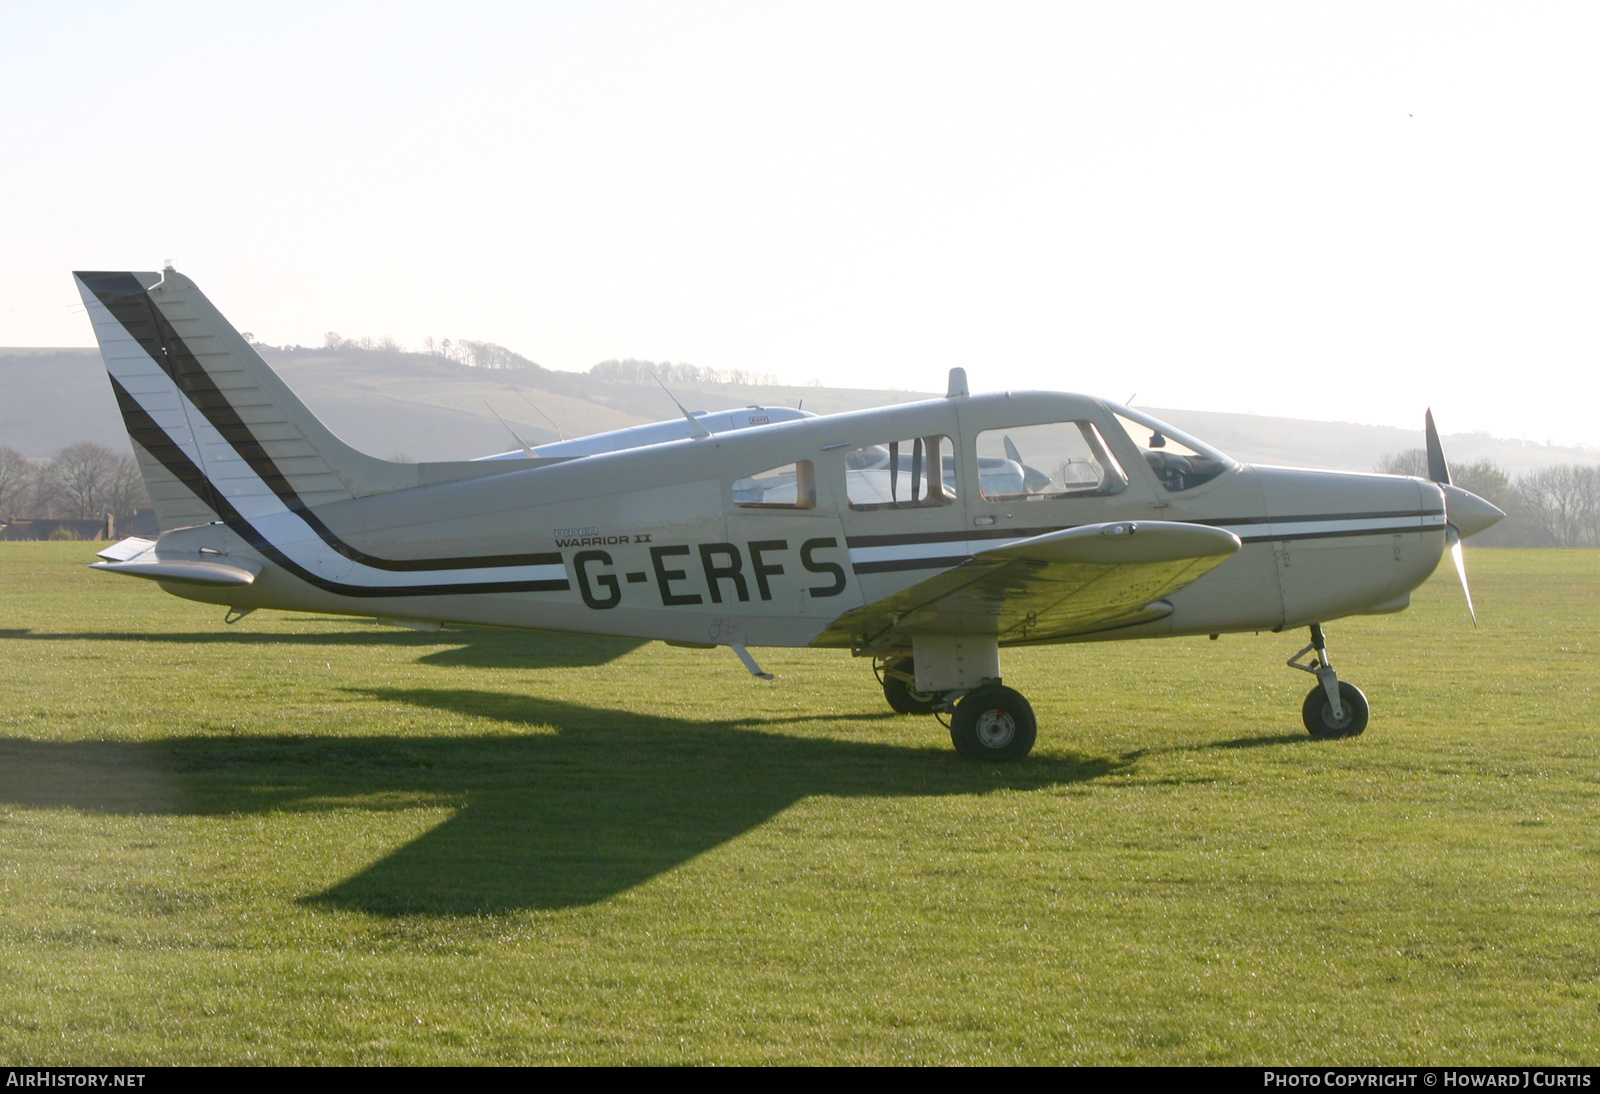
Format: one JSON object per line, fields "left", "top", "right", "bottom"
{"left": 1442, "top": 484, "right": 1505, "bottom": 538}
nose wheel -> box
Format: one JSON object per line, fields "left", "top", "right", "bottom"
{"left": 1302, "top": 680, "right": 1369, "bottom": 738}
{"left": 1289, "top": 624, "right": 1369, "bottom": 738}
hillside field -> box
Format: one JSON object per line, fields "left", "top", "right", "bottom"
{"left": 1, "top": 544, "right": 1596, "bottom": 1064}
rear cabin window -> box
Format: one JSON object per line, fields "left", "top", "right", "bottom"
{"left": 732, "top": 460, "right": 816, "bottom": 509}
{"left": 845, "top": 435, "right": 955, "bottom": 510}
{"left": 974, "top": 421, "right": 1127, "bottom": 500}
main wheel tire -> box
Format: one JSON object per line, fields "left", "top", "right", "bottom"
{"left": 950, "top": 686, "right": 1038, "bottom": 761}
{"left": 882, "top": 657, "right": 942, "bottom": 715}
{"left": 1302, "top": 681, "right": 1369, "bottom": 739}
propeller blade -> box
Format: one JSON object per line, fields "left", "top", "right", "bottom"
{"left": 1424, "top": 408, "right": 1452, "bottom": 485}
{"left": 1003, "top": 435, "right": 1054, "bottom": 493}
{"left": 1427, "top": 411, "right": 1490, "bottom": 625}
{"left": 1447, "top": 524, "right": 1477, "bottom": 627}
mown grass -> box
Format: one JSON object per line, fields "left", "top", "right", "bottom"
{"left": 1, "top": 542, "right": 1596, "bottom": 1064}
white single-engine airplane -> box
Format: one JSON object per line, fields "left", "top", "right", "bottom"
{"left": 76, "top": 269, "right": 1505, "bottom": 761}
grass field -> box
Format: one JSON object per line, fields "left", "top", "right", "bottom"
{"left": 1, "top": 542, "right": 1596, "bottom": 1064}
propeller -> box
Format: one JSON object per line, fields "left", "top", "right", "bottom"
{"left": 1424, "top": 409, "right": 1505, "bottom": 626}
{"left": 1003, "top": 435, "right": 1054, "bottom": 493}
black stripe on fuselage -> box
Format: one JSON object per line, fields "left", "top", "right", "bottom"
{"left": 844, "top": 527, "right": 1062, "bottom": 548}
{"left": 79, "top": 272, "right": 557, "bottom": 574}
{"left": 842, "top": 510, "right": 1441, "bottom": 551}
{"left": 845, "top": 515, "right": 1440, "bottom": 573}
{"left": 1237, "top": 525, "right": 1428, "bottom": 544}
{"left": 105, "top": 374, "right": 569, "bottom": 598}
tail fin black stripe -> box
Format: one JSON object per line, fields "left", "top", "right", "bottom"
{"left": 109, "top": 375, "right": 569, "bottom": 598}
{"left": 84, "top": 275, "right": 557, "bottom": 573}
{"left": 108, "top": 374, "right": 221, "bottom": 513}
{"left": 83, "top": 272, "right": 326, "bottom": 511}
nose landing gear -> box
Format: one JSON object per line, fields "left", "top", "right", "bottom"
{"left": 1289, "top": 623, "right": 1369, "bottom": 738}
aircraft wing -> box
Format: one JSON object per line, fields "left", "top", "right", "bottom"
{"left": 815, "top": 521, "right": 1241, "bottom": 649}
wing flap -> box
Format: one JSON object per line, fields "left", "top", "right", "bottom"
{"left": 814, "top": 521, "right": 1240, "bottom": 649}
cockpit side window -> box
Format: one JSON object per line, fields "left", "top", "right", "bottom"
{"left": 974, "top": 421, "right": 1127, "bottom": 500}
{"left": 846, "top": 435, "right": 956, "bottom": 511}
{"left": 1111, "top": 410, "right": 1234, "bottom": 492}
{"left": 733, "top": 460, "right": 816, "bottom": 509}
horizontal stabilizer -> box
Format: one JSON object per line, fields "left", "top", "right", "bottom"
{"left": 90, "top": 555, "right": 260, "bottom": 587}
{"left": 96, "top": 536, "right": 158, "bottom": 563}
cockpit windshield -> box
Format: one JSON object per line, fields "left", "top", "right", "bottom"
{"left": 1109, "top": 406, "right": 1236, "bottom": 492}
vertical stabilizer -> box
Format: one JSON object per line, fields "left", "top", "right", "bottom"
{"left": 74, "top": 270, "right": 420, "bottom": 532}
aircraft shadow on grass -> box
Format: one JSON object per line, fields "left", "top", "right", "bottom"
{"left": 0, "top": 689, "right": 1128, "bottom": 915}
{"left": 0, "top": 626, "right": 646, "bottom": 669}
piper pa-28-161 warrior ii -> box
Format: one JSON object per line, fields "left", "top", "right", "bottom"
{"left": 76, "top": 268, "right": 1506, "bottom": 761}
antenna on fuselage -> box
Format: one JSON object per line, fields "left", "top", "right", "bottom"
{"left": 484, "top": 401, "right": 538, "bottom": 459}
{"left": 651, "top": 370, "right": 712, "bottom": 439}
{"left": 946, "top": 367, "right": 969, "bottom": 398}
{"left": 516, "top": 390, "right": 566, "bottom": 442}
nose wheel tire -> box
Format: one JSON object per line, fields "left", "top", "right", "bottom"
{"left": 881, "top": 656, "right": 942, "bottom": 715}
{"left": 950, "top": 686, "right": 1037, "bottom": 761}
{"left": 1302, "top": 681, "right": 1369, "bottom": 739}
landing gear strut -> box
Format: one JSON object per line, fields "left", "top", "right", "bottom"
{"left": 873, "top": 638, "right": 1039, "bottom": 761}
{"left": 1288, "top": 623, "right": 1369, "bottom": 738}
{"left": 875, "top": 656, "right": 942, "bottom": 715}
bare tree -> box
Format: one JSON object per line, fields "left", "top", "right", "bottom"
{"left": 1375, "top": 449, "right": 1429, "bottom": 478}
{"left": 103, "top": 453, "right": 150, "bottom": 524}
{"left": 43, "top": 442, "right": 116, "bottom": 519}
{"left": 0, "top": 445, "right": 34, "bottom": 518}
{"left": 1515, "top": 465, "right": 1600, "bottom": 547}
{"left": 39, "top": 443, "right": 147, "bottom": 523}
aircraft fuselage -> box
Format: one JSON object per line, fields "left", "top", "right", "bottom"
{"left": 148, "top": 390, "right": 1448, "bottom": 650}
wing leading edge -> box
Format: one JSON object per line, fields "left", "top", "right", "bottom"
{"left": 813, "top": 521, "right": 1241, "bottom": 651}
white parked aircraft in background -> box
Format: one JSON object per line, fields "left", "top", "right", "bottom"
{"left": 77, "top": 269, "right": 1504, "bottom": 761}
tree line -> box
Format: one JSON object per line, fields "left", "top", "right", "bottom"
{"left": 0, "top": 443, "right": 150, "bottom": 525}
{"left": 313, "top": 334, "right": 786, "bottom": 386}
{"left": 1375, "top": 450, "right": 1600, "bottom": 547}
{"left": 587, "top": 358, "right": 784, "bottom": 386}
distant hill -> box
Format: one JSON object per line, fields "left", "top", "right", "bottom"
{"left": 4, "top": 346, "right": 1595, "bottom": 474}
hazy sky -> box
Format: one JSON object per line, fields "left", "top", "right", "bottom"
{"left": 4, "top": 2, "right": 1597, "bottom": 446}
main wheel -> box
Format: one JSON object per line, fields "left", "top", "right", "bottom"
{"left": 882, "top": 656, "right": 941, "bottom": 715}
{"left": 1302, "top": 681, "right": 1369, "bottom": 738}
{"left": 950, "top": 686, "right": 1037, "bottom": 761}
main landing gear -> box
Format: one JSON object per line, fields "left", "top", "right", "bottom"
{"left": 874, "top": 641, "right": 1040, "bottom": 762}
{"left": 1288, "top": 623, "right": 1369, "bottom": 738}
{"left": 872, "top": 625, "right": 1370, "bottom": 759}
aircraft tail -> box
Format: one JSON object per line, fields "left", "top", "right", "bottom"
{"left": 73, "top": 269, "right": 420, "bottom": 532}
